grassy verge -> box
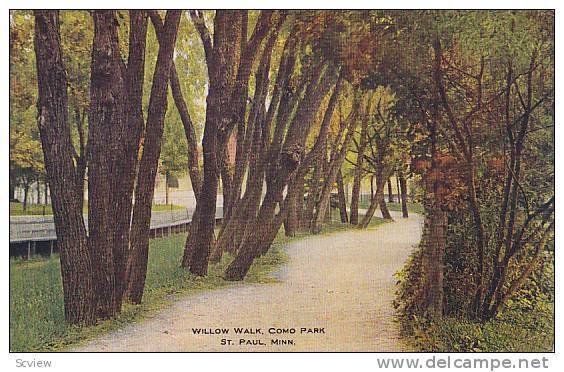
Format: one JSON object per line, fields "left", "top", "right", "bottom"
{"left": 10, "top": 212, "right": 385, "bottom": 352}
{"left": 10, "top": 202, "right": 185, "bottom": 216}
{"left": 402, "top": 298, "right": 554, "bottom": 352}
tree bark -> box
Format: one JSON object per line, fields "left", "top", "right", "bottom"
{"left": 336, "top": 169, "right": 348, "bottom": 223}
{"left": 34, "top": 10, "right": 95, "bottom": 324}
{"left": 420, "top": 207, "right": 446, "bottom": 320}
{"left": 224, "top": 62, "right": 339, "bottom": 280}
{"left": 387, "top": 177, "right": 394, "bottom": 202}
{"left": 22, "top": 184, "right": 29, "bottom": 211}
{"left": 88, "top": 10, "right": 138, "bottom": 317}
{"left": 399, "top": 173, "right": 409, "bottom": 218}
{"left": 183, "top": 11, "right": 243, "bottom": 276}
{"left": 284, "top": 179, "right": 301, "bottom": 237}
{"left": 304, "top": 159, "right": 322, "bottom": 228}
{"left": 350, "top": 115, "right": 369, "bottom": 225}
{"left": 126, "top": 10, "right": 181, "bottom": 304}
{"left": 359, "top": 171, "right": 387, "bottom": 228}
{"left": 379, "top": 194, "right": 393, "bottom": 220}
{"left": 310, "top": 86, "right": 355, "bottom": 233}
{"left": 36, "top": 178, "right": 41, "bottom": 205}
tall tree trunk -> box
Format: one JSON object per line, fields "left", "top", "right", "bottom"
{"left": 183, "top": 12, "right": 243, "bottom": 276}
{"left": 336, "top": 169, "right": 348, "bottom": 223}
{"left": 419, "top": 37, "right": 445, "bottom": 321}
{"left": 420, "top": 207, "right": 446, "bottom": 320}
{"left": 126, "top": 10, "right": 181, "bottom": 304}
{"left": 88, "top": 10, "right": 132, "bottom": 318}
{"left": 350, "top": 114, "right": 369, "bottom": 225}
{"left": 399, "top": 173, "right": 409, "bottom": 218}
{"left": 34, "top": 10, "right": 95, "bottom": 324}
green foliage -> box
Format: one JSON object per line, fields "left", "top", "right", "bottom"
{"left": 405, "top": 296, "right": 553, "bottom": 352}
{"left": 159, "top": 112, "right": 189, "bottom": 178}
{"left": 10, "top": 11, "right": 44, "bottom": 189}
{"left": 394, "top": 242, "right": 554, "bottom": 352}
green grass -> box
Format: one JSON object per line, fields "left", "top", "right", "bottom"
{"left": 10, "top": 202, "right": 185, "bottom": 216}
{"left": 403, "top": 298, "right": 554, "bottom": 352}
{"left": 149, "top": 204, "right": 186, "bottom": 212}
{"left": 10, "top": 211, "right": 384, "bottom": 352}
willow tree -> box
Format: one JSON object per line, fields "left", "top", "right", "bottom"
{"left": 34, "top": 10, "right": 181, "bottom": 322}
{"left": 180, "top": 10, "right": 281, "bottom": 276}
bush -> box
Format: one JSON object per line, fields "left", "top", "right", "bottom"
{"left": 394, "top": 208, "right": 555, "bottom": 352}
{"left": 404, "top": 295, "right": 554, "bottom": 352}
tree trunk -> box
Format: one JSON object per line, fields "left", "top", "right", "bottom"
{"left": 36, "top": 178, "right": 41, "bottom": 205}
{"left": 182, "top": 12, "right": 243, "bottom": 276}
{"left": 399, "top": 173, "right": 409, "bottom": 218}
{"left": 387, "top": 177, "right": 394, "bottom": 203}
{"left": 23, "top": 184, "right": 29, "bottom": 211}
{"left": 126, "top": 10, "right": 181, "bottom": 304}
{"left": 224, "top": 191, "right": 280, "bottom": 280}
{"left": 183, "top": 100, "right": 219, "bottom": 277}
{"left": 284, "top": 179, "right": 300, "bottom": 237}
{"left": 359, "top": 170, "right": 388, "bottom": 228}
{"left": 396, "top": 175, "right": 401, "bottom": 205}
{"left": 88, "top": 10, "right": 134, "bottom": 318}
{"left": 466, "top": 160, "right": 488, "bottom": 317}
{"left": 304, "top": 162, "right": 322, "bottom": 228}
{"left": 379, "top": 195, "right": 393, "bottom": 220}
{"left": 420, "top": 207, "right": 446, "bottom": 320}
{"left": 350, "top": 115, "right": 369, "bottom": 225}
{"left": 219, "top": 150, "right": 233, "bottom": 220}
{"left": 34, "top": 10, "right": 95, "bottom": 324}
{"left": 350, "top": 173, "right": 361, "bottom": 225}
{"left": 311, "top": 117, "right": 357, "bottom": 233}
{"left": 336, "top": 169, "right": 348, "bottom": 223}
{"left": 168, "top": 56, "right": 202, "bottom": 200}
{"left": 224, "top": 63, "right": 340, "bottom": 280}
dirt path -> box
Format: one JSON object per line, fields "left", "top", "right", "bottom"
{"left": 75, "top": 211, "right": 423, "bottom": 352}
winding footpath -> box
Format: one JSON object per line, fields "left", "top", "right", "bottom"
{"left": 75, "top": 211, "right": 423, "bottom": 352}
